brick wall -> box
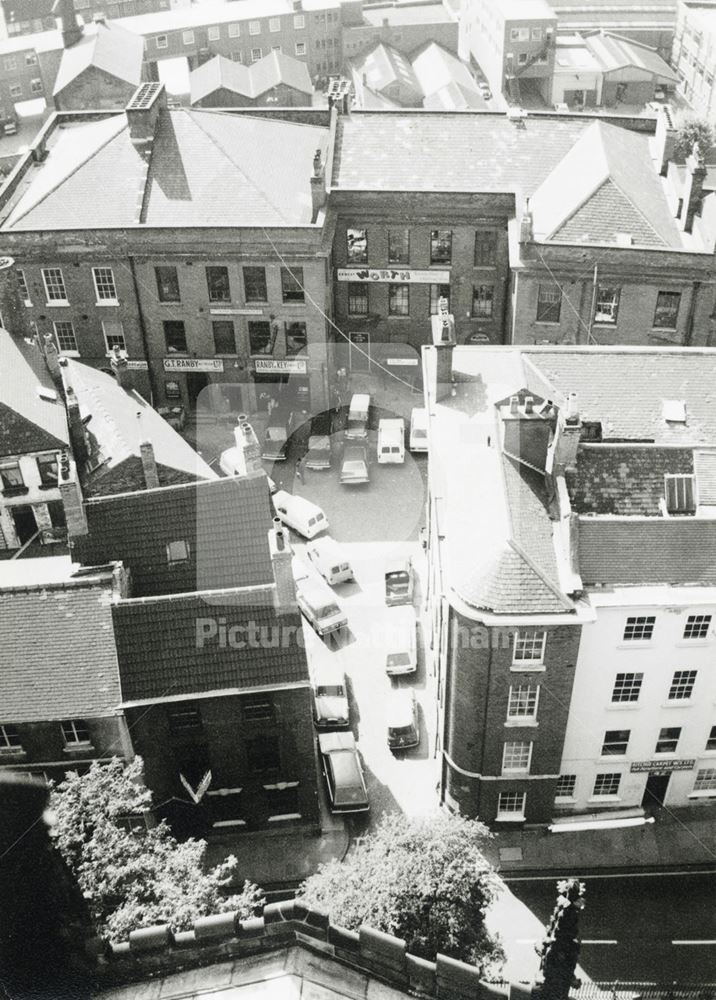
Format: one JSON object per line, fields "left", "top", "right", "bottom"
{"left": 342, "top": 19, "right": 459, "bottom": 61}
{"left": 55, "top": 66, "right": 139, "bottom": 111}
{"left": 0, "top": 716, "right": 125, "bottom": 780}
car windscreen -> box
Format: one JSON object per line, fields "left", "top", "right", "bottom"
{"left": 316, "top": 685, "right": 345, "bottom": 697}
{"left": 317, "top": 604, "right": 340, "bottom": 618}
{"left": 388, "top": 725, "right": 415, "bottom": 738}
{"left": 387, "top": 572, "right": 409, "bottom": 587}
{"left": 413, "top": 428, "right": 427, "bottom": 438}
{"left": 387, "top": 652, "right": 412, "bottom": 668}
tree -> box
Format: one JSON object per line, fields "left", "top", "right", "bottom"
{"left": 534, "top": 878, "right": 585, "bottom": 1000}
{"left": 49, "top": 757, "right": 263, "bottom": 941}
{"left": 673, "top": 115, "right": 714, "bottom": 162}
{"left": 299, "top": 811, "right": 504, "bottom": 975}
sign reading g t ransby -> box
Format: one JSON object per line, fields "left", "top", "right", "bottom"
{"left": 630, "top": 759, "right": 695, "bottom": 773}
{"left": 163, "top": 358, "right": 224, "bottom": 373}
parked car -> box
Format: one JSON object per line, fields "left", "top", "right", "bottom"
{"left": 377, "top": 418, "right": 405, "bottom": 464}
{"left": 306, "top": 536, "right": 354, "bottom": 585}
{"left": 384, "top": 557, "right": 415, "bottom": 607}
{"left": 385, "top": 606, "right": 418, "bottom": 676}
{"left": 318, "top": 731, "right": 370, "bottom": 813}
{"left": 312, "top": 667, "right": 350, "bottom": 729}
{"left": 340, "top": 444, "right": 370, "bottom": 485}
{"left": 409, "top": 408, "right": 428, "bottom": 453}
{"left": 305, "top": 434, "right": 331, "bottom": 470}
{"left": 2, "top": 116, "right": 18, "bottom": 136}
{"left": 478, "top": 81, "right": 491, "bottom": 99}
{"left": 386, "top": 688, "right": 420, "bottom": 751}
{"left": 345, "top": 393, "right": 370, "bottom": 440}
{"left": 297, "top": 577, "right": 347, "bottom": 636}
{"left": 262, "top": 424, "right": 288, "bottom": 462}
{"left": 273, "top": 490, "right": 328, "bottom": 539}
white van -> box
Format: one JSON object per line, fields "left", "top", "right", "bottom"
{"left": 377, "top": 418, "right": 405, "bottom": 464}
{"left": 409, "top": 408, "right": 428, "bottom": 453}
{"left": 345, "top": 393, "right": 370, "bottom": 440}
{"left": 272, "top": 490, "right": 328, "bottom": 539}
{"left": 307, "top": 536, "right": 354, "bottom": 586}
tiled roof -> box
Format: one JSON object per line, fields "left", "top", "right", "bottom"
{"left": 567, "top": 446, "right": 694, "bottom": 515}
{"left": 114, "top": 588, "right": 307, "bottom": 702}
{"left": 0, "top": 330, "right": 68, "bottom": 458}
{"left": 583, "top": 31, "right": 678, "bottom": 83}
{"left": 351, "top": 43, "right": 422, "bottom": 103}
{"left": 73, "top": 474, "right": 274, "bottom": 597}
{"left": 530, "top": 121, "right": 682, "bottom": 247}
{"left": 190, "top": 51, "right": 311, "bottom": 105}
{"left": 3, "top": 109, "right": 328, "bottom": 231}
{"left": 53, "top": 20, "right": 144, "bottom": 96}
{"left": 578, "top": 518, "right": 716, "bottom": 585}
{"left": 411, "top": 42, "right": 479, "bottom": 102}
{"left": 525, "top": 350, "right": 716, "bottom": 445}
{"left": 422, "top": 80, "right": 485, "bottom": 110}
{"left": 249, "top": 50, "right": 312, "bottom": 98}
{"left": 332, "top": 112, "right": 591, "bottom": 193}
{"left": 63, "top": 359, "right": 215, "bottom": 495}
{"left": 0, "top": 559, "right": 121, "bottom": 724}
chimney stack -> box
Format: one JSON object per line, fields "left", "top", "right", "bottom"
{"left": 654, "top": 103, "right": 677, "bottom": 176}
{"left": 269, "top": 517, "right": 296, "bottom": 611}
{"left": 58, "top": 451, "right": 88, "bottom": 538}
{"left": 125, "top": 83, "right": 167, "bottom": 148}
{"left": 509, "top": 395, "right": 519, "bottom": 415}
{"left": 550, "top": 393, "right": 582, "bottom": 475}
{"left": 138, "top": 415, "right": 160, "bottom": 489}
{"left": 233, "top": 418, "right": 263, "bottom": 475}
{"left": 52, "top": 0, "right": 83, "bottom": 48}
{"left": 41, "top": 332, "right": 62, "bottom": 386}
{"left": 519, "top": 198, "right": 533, "bottom": 244}
{"left": 311, "top": 147, "right": 326, "bottom": 222}
{"left": 682, "top": 141, "right": 707, "bottom": 234}
{"left": 110, "top": 346, "right": 131, "bottom": 390}
{"left": 524, "top": 395, "right": 534, "bottom": 415}
{"left": 64, "top": 384, "right": 88, "bottom": 466}
{"left": 429, "top": 299, "right": 456, "bottom": 402}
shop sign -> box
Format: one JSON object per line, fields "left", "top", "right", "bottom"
{"left": 126, "top": 361, "right": 149, "bottom": 370}
{"left": 254, "top": 358, "right": 307, "bottom": 375}
{"left": 337, "top": 268, "right": 450, "bottom": 284}
{"left": 210, "top": 307, "right": 265, "bottom": 316}
{"left": 163, "top": 358, "right": 225, "bottom": 373}
{"left": 630, "top": 759, "right": 695, "bottom": 774}
{"left": 387, "top": 357, "right": 419, "bottom": 366}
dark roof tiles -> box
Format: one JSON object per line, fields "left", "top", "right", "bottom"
{"left": 567, "top": 446, "right": 694, "bottom": 515}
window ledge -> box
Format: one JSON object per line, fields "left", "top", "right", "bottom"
{"left": 1, "top": 485, "right": 29, "bottom": 497}
{"left": 616, "top": 642, "right": 653, "bottom": 650}
{"left": 95, "top": 300, "right": 119, "bottom": 307}
{"left": 534, "top": 320, "right": 560, "bottom": 326}
{"left": 496, "top": 814, "right": 525, "bottom": 823}
{"left": 689, "top": 791, "right": 716, "bottom": 799}
{"left": 158, "top": 300, "right": 182, "bottom": 306}
{"left": 510, "top": 663, "right": 546, "bottom": 672}
{"left": 501, "top": 770, "right": 530, "bottom": 777}
{"left": 607, "top": 703, "right": 640, "bottom": 711}
{"left": 63, "top": 744, "right": 94, "bottom": 753}
{"left": 0, "top": 748, "right": 26, "bottom": 758}
{"left": 588, "top": 795, "right": 621, "bottom": 804}
{"left": 675, "top": 639, "right": 710, "bottom": 648}
{"left": 504, "top": 719, "right": 539, "bottom": 728}
{"left": 268, "top": 813, "right": 302, "bottom": 822}
{"left": 45, "top": 301, "right": 69, "bottom": 307}
{"left": 662, "top": 701, "right": 694, "bottom": 709}
{"left": 554, "top": 796, "right": 577, "bottom": 804}
{"left": 599, "top": 754, "right": 628, "bottom": 760}
{"left": 652, "top": 326, "right": 678, "bottom": 333}
{"left": 22, "top": 300, "right": 32, "bottom": 307}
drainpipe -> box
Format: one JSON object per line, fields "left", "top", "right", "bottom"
{"left": 128, "top": 255, "right": 156, "bottom": 405}
{"left": 500, "top": 270, "right": 511, "bottom": 345}
{"left": 476, "top": 630, "right": 494, "bottom": 820}
{"left": 587, "top": 263, "right": 598, "bottom": 344}
{"left": 684, "top": 279, "right": 700, "bottom": 346}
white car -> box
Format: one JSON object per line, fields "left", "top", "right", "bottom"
{"left": 312, "top": 668, "right": 350, "bottom": 729}
{"left": 297, "top": 577, "right": 347, "bottom": 636}
{"left": 385, "top": 606, "right": 418, "bottom": 676}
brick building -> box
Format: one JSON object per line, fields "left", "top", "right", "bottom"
{"left": 424, "top": 342, "right": 716, "bottom": 825}
{"left": 0, "top": 0, "right": 179, "bottom": 39}
{"left": 342, "top": 1, "right": 458, "bottom": 63}
{"left": 189, "top": 50, "right": 313, "bottom": 109}
{"left": 0, "top": 83, "right": 335, "bottom": 414}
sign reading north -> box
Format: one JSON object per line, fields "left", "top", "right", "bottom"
{"left": 163, "top": 358, "right": 225, "bottom": 373}
{"left": 337, "top": 268, "right": 451, "bottom": 284}
{"left": 630, "top": 759, "right": 695, "bottom": 773}
{"left": 254, "top": 358, "right": 307, "bottom": 374}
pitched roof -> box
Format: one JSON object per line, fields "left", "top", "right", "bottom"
{"left": 566, "top": 446, "right": 694, "bottom": 515}
{"left": 2, "top": 109, "right": 328, "bottom": 231}
{"left": 63, "top": 359, "right": 215, "bottom": 494}
{"left": 0, "top": 330, "right": 68, "bottom": 458}
{"left": 190, "top": 51, "right": 312, "bottom": 105}
{"left": 249, "top": 49, "right": 312, "bottom": 97}
{"left": 422, "top": 80, "right": 485, "bottom": 110}
{"left": 411, "top": 42, "right": 480, "bottom": 102}
{"left": 73, "top": 474, "right": 274, "bottom": 598}
{"left": 190, "top": 54, "right": 251, "bottom": 105}
{"left": 350, "top": 43, "right": 422, "bottom": 103}
{"left": 53, "top": 20, "right": 144, "bottom": 97}
{"left": 114, "top": 588, "right": 307, "bottom": 703}
{"left": 0, "top": 558, "right": 122, "bottom": 724}
{"left": 529, "top": 120, "right": 682, "bottom": 247}
{"left": 583, "top": 31, "right": 678, "bottom": 83}
{"left": 524, "top": 350, "right": 716, "bottom": 445}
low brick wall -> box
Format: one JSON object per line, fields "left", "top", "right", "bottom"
{"left": 97, "top": 901, "right": 522, "bottom": 1000}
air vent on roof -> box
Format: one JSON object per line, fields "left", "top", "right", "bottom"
{"left": 36, "top": 385, "right": 57, "bottom": 402}
{"left": 127, "top": 83, "right": 163, "bottom": 111}
{"left": 663, "top": 399, "right": 687, "bottom": 423}
{"left": 615, "top": 232, "right": 633, "bottom": 247}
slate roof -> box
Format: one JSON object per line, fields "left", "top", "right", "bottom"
{"left": 114, "top": 588, "right": 307, "bottom": 702}
{"left": 578, "top": 518, "right": 716, "bottom": 586}
{"left": 190, "top": 51, "right": 311, "bottom": 105}
{"left": 0, "top": 559, "right": 122, "bottom": 724}
{"left": 566, "top": 446, "right": 694, "bottom": 515}
{"left": 2, "top": 109, "right": 328, "bottom": 231}
{"left": 63, "top": 359, "right": 215, "bottom": 495}
{"left": 73, "top": 474, "right": 274, "bottom": 598}
{"left": 0, "top": 330, "right": 68, "bottom": 459}
{"left": 524, "top": 351, "right": 716, "bottom": 445}
{"left": 411, "top": 42, "right": 480, "bottom": 104}
{"left": 422, "top": 80, "right": 485, "bottom": 111}
{"left": 583, "top": 31, "right": 678, "bottom": 82}
{"left": 53, "top": 20, "right": 144, "bottom": 96}
{"left": 350, "top": 43, "right": 422, "bottom": 104}
{"left": 530, "top": 121, "right": 682, "bottom": 247}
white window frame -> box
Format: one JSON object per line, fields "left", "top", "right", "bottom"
{"left": 183, "top": 29, "right": 195, "bottom": 45}
{"left": 502, "top": 740, "right": 532, "bottom": 774}
{"left": 251, "top": 47, "right": 262, "bottom": 62}
{"left": 295, "top": 41, "right": 306, "bottom": 56}
{"left": 3, "top": 55, "right": 16, "bottom": 71}
{"left": 249, "top": 19, "right": 261, "bottom": 35}
{"left": 9, "top": 84, "right": 21, "bottom": 99}
{"left": 600, "top": 729, "right": 630, "bottom": 757}
{"left": 591, "top": 772, "right": 621, "bottom": 798}
{"left": 0, "top": 724, "right": 22, "bottom": 752}
{"left": 16, "top": 268, "right": 31, "bottom": 306}
{"left": 61, "top": 718, "right": 91, "bottom": 748}
{"left": 665, "top": 473, "right": 696, "bottom": 514}
{"left": 25, "top": 52, "right": 37, "bottom": 65}
{"left": 269, "top": 16, "right": 281, "bottom": 32}
{"left": 506, "top": 684, "right": 539, "bottom": 723}
{"left": 512, "top": 629, "right": 547, "bottom": 667}
{"left": 668, "top": 669, "right": 697, "bottom": 701}
{"left": 294, "top": 13, "right": 305, "bottom": 29}
{"left": 92, "top": 266, "right": 118, "bottom": 305}
{"left": 555, "top": 774, "right": 577, "bottom": 800}
{"left": 497, "top": 790, "right": 526, "bottom": 820}
{"left": 30, "top": 78, "right": 43, "bottom": 94}
{"left": 594, "top": 285, "right": 620, "bottom": 324}
{"left": 691, "top": 768, "right": 716, "bottom": 796}
{"left": 622, "top": 615, "right": 655, "bottom": 642}
{"left": 42, "top": 267, "right": 68, "bottom": 305}
{"left": 207, "top": 25, "right": 220, "bottom": 41}
{"left": 53, "top": 320, "right": 78, "bottom": 356}
{"left": 155, "top": 34, "right": 168, "bottom": 49}
{"left": 611, "top": 672, "right": 643, "bottom": 704}
{"left": 228, "top": 22, "right": 240, "bottom": 37}
{"left": 683, "top": 614, "right": 712, "bottom": 640}
{"left": 102, "top": 320, "right": 126, "bottom": 354}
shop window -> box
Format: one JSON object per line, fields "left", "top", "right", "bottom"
{"left": 246, "top": 734, "right": 280, "bottom": 773}
{"left": 164, "top": 320, "right": 187, "bottom": 353}
{"left": 212, "top": 320, "right": 236, "bottom": 355}
{"left": 281, "top": 267, "right": 304, "bottom": 302}
{"left": 653, "top": 291, "right": 681, "bottom": 329}
{"left": 206, "top": 266, "right": 231, "bottom": 303}
{"left": 243, "top": 266, "right": 267, "bottom": 302}
{"left": 474, "top": 230, "right": 497, "bottom": 266}
{"left": 594, "top": 285, "right": 620, "bottom": 324}
{"left": 165, "top": 380, "right": 181, "bottom": 399}
{"left": 536, "top": 284, "right": 561, "bottom": 323}
{"left": 430, "top": 230, "right": 452, "bottom": 264}
{"left": 388, "top": 228, "right": 410, "bottom": 265}
{"left": 248, "top": 320, "right": 274, "bottom": 355}
{"left": 37, "top": 454, "right": 58, "bottom": 487}
{"left": 348, "top": 282, "right": 368, "bottom": 315}
{"left": 155, "top": 265, "right": 180, "bottom": 302}
{"left": 347, "top": 228, "right": 368, "bottom": 264}
{"left": 285, "top": 321, "right": 307, "bottom": 355}
{"left": 472, "top": 284, "right": 494, "bottom": 318}
{"left": 655, "top": 727, "right": 681, "bottom": 754}
{"left": 53, "top": 321, "right": 78, "bottom": 353}
{"left": 429, "top": 284, "right": 450, "bottom": 315}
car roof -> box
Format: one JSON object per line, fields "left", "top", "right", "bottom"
{"left": 379, "top": 418, "right": 404, "bottom": 431}
{"left": 386, "top": 605, "right": 417, "bottom": 627}
{"left": 319, "top": 731, "right": 356, "bottom": 753}
{"left": 274, "top": 491, "right": 324, "bottom": 517}
{"left": 300, "top": 577, "right": 338, "bottom": 602}
{"left": 386, "top": 689, "right": 416, "bottom": 725}
{"left": 308, "top": 435, "right": 331, "bottom": 448}
{"left": 385, "top": 556, "right": 411, "bottom": 572}
{"left": 349, "top": 393, "right": 370, "bottom": 409}
{"left": 309, "top": 535, "right": 344, "bottom": 557}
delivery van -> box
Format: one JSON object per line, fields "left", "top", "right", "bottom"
{"left": 272, "top": 490, "right": 328, "bottom": 539}
{"left": 345, "top": 393, "right": 370, "bottom": 440}
{"left": 307, "top": 536, "right": 354, "bottom": 586}
{"left": 377, "top": 418, "right": 405, "bottom": 464}
{"left": 409, "top": 408, "right": 428, "bottom": 453}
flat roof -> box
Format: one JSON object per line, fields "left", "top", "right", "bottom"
{"left": 362, "top": 2, "right": 455, "bottom": 26}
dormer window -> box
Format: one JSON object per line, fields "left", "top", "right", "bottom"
{"left": 665, "top": 474, "right": 696, "bottom": 514}
{"left": 167, "top": 540, "right": 190, "bottom": 564}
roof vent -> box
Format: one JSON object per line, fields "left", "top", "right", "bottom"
{"left": 36, "top": 385, "right": 57, "bottom": 402}
{"left": 615, "top": 232, "right": 633, "bottom": 247}
{"left": 663, "top": 399, "right": 686, "bottom": 423}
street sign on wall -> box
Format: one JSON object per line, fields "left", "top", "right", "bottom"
{"left": 630, "top": 759, "right": 695, "bottom": 773}
{"left": 254, "top": 358, "right": 307, "bottom": 374}
{"left": 163, "top": 358, "right": 224, "bottom": 373}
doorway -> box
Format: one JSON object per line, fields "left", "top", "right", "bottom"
{"left": 186, "top": 372, "right": 210, "bottom": 408}
{"left": 349, "top": 332, "right": 371, "bottom": 373}
{"left": 11, "top": 505, "right": 38, "bottom": 546}
{"left": 642, "top": 772, "right": 670, "bottom": 811}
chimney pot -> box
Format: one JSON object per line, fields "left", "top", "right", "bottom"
{"left": 138, "top": 416, "right": 160, "bottom": 490}
{"left": 524, "top": 396, "right": 534, "bottom": 414}
{"left": 269, "top": 521, "right": 295, "bottom": 611}
{"left": 510, "top": 395, "right": 519, "bottom": 415}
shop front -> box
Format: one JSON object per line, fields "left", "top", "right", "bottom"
{"left": 251, "top": 356, "right": 311, "bottom": 414}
